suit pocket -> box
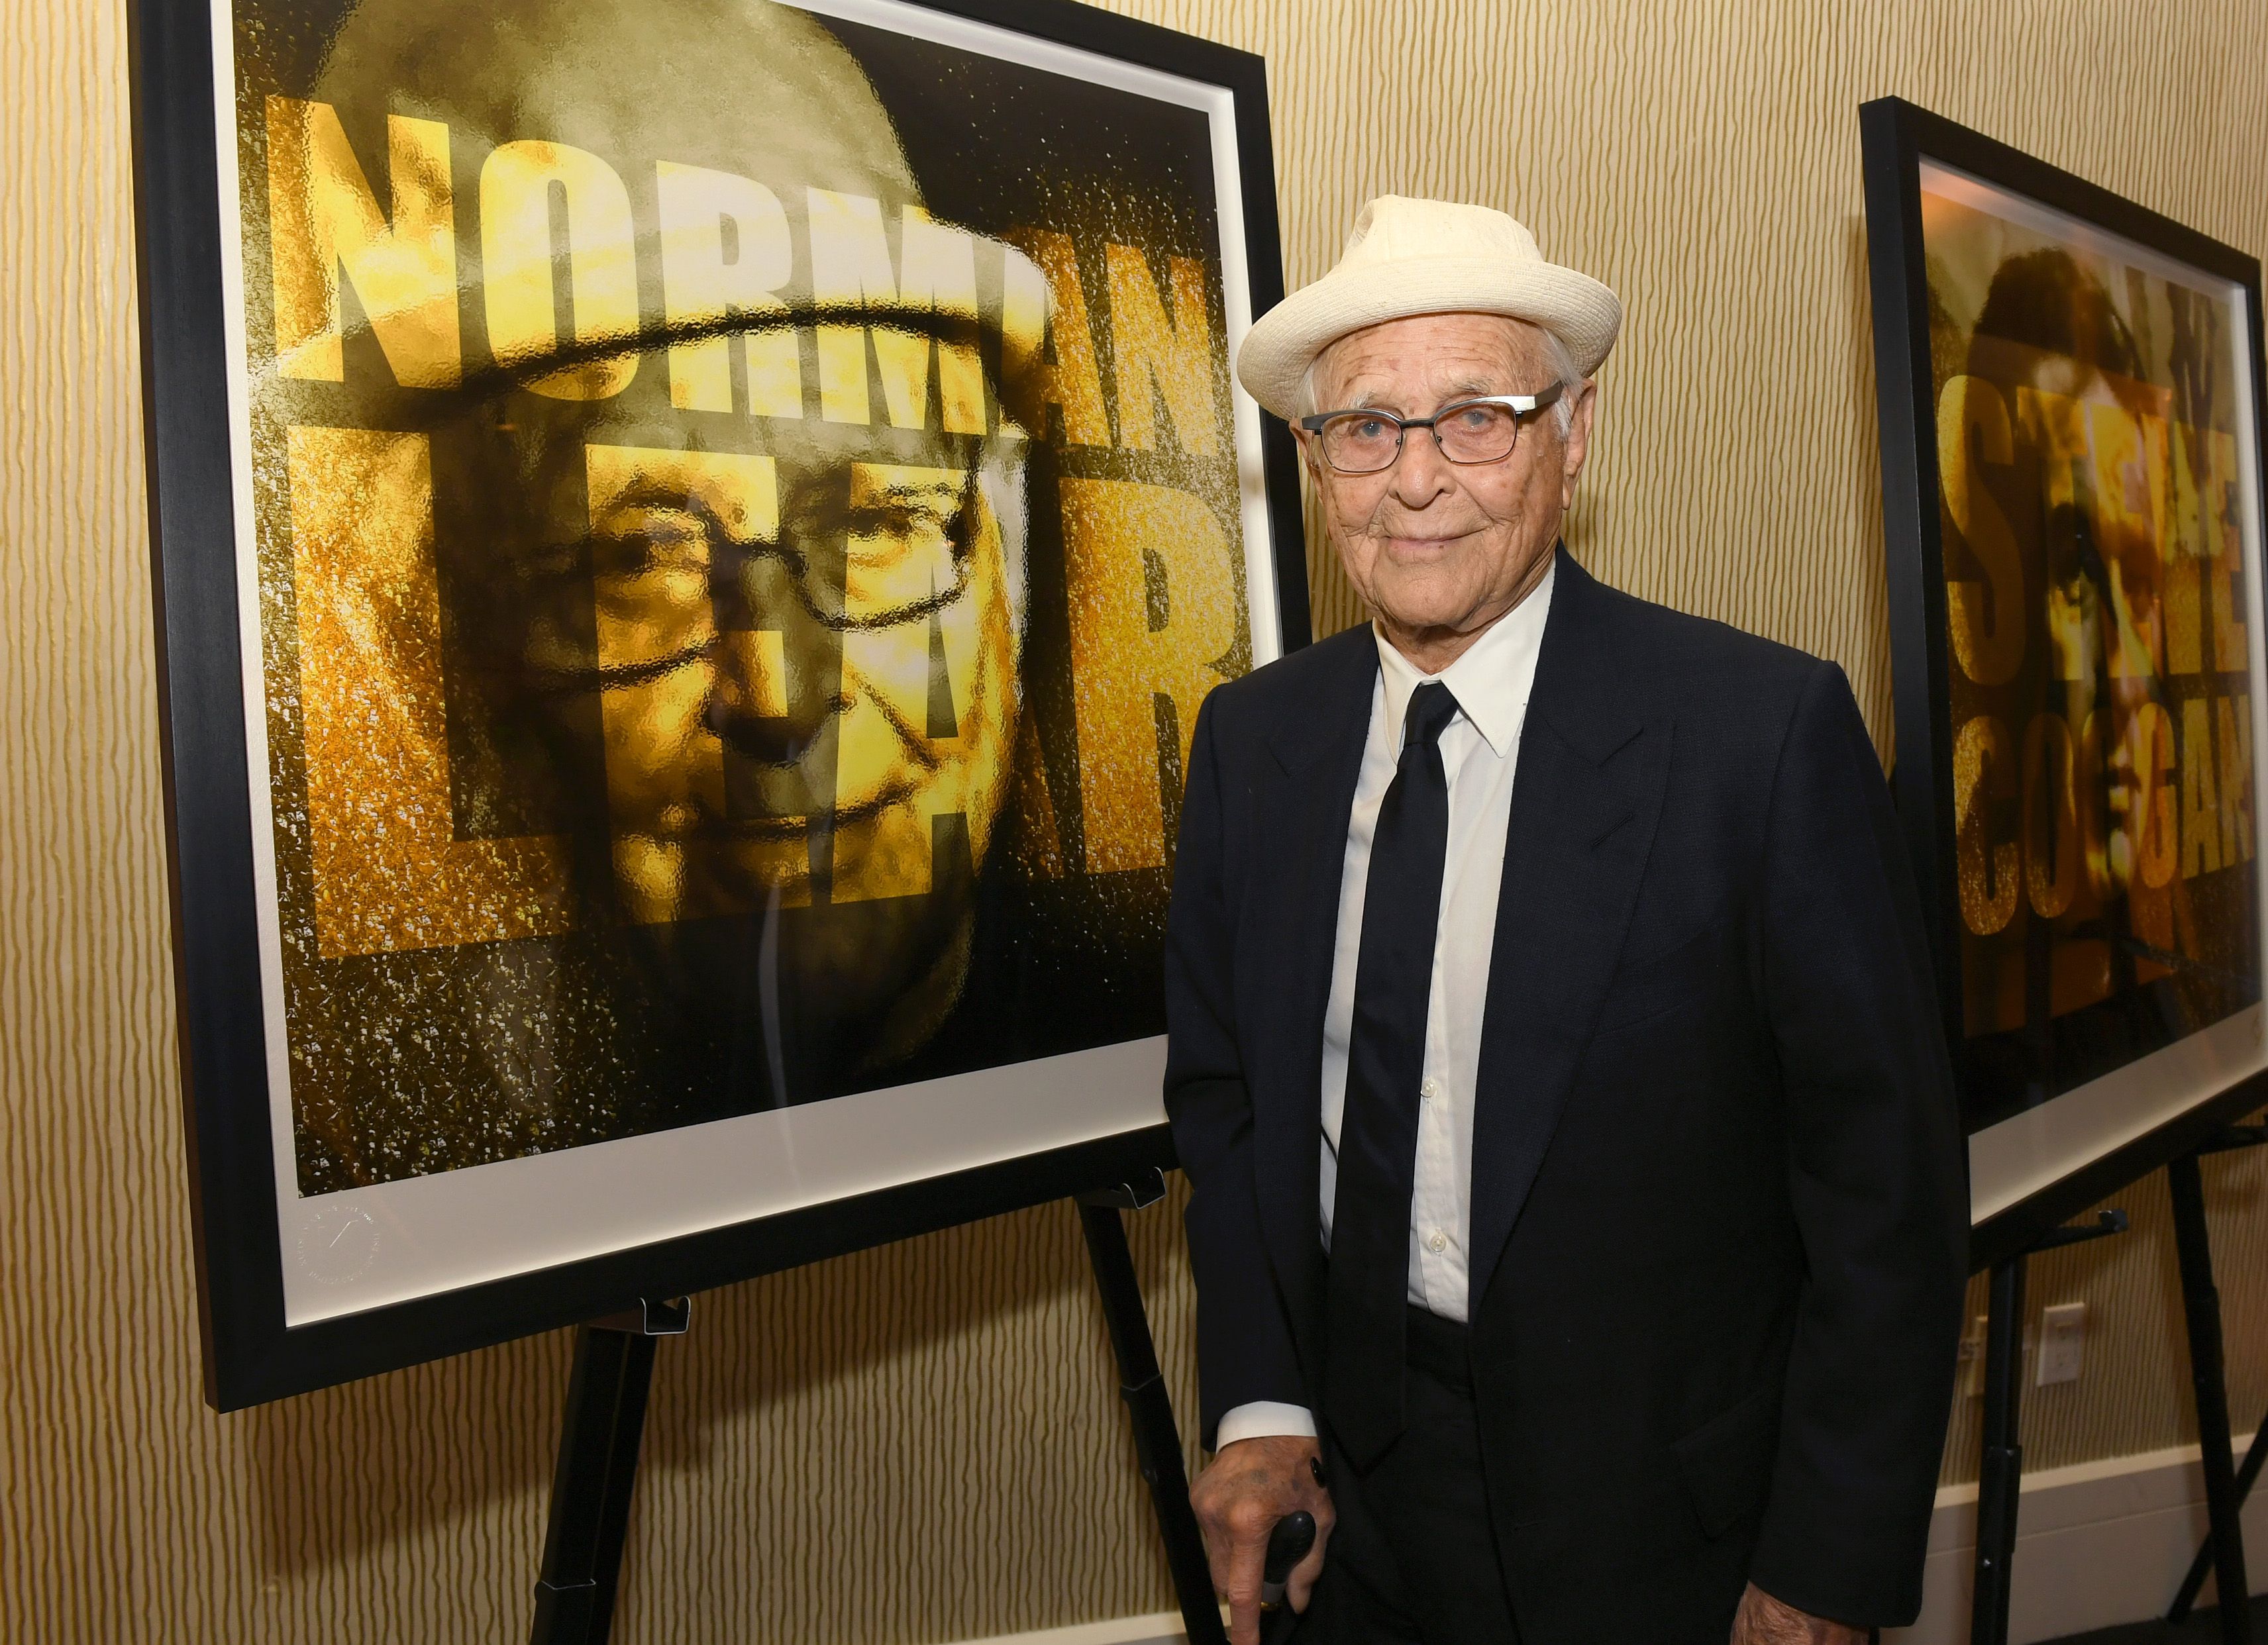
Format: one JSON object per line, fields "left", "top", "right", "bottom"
{"left": 1594, "top": 917, "right": 1727, "bottom": 1034}
{"left": 1671, "top": 1381, "right": 1780, "bottom": 1539}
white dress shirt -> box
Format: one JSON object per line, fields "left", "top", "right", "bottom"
{"left": 1213, "top": 562, "right": 1554, "bottom": 1451}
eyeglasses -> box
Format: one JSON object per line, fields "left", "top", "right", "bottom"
{"left": 1298, "top": 384, "right": 1565, "bottom": 475}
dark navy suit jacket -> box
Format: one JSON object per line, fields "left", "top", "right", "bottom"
{"left": 1163, "top": 549, "right": 1966, "bottom": 1636}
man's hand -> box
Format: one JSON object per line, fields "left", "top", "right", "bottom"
{"left": 1730, "top": 1582, "right": 1870, "bottom": 1644}
{"left": 1190, "top": 1435, "right": 1335, "bottom": 1645}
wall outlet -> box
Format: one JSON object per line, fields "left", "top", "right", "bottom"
{"left": 2037, "top": 1302, "right": 2087, "bottom": 1386}
{"left": 1959, "top": 1313, "right": 1989, "bottom": 1398}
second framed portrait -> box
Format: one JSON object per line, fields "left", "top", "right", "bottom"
{"left": 1863, "top": 98, "right": 2268, "bottom": 1258}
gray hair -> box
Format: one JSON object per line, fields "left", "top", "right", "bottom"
{"left": 1297, "top": 319, "right": 1582, "bottom": 436}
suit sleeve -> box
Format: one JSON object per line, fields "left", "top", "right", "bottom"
{"left": 1166, "top": 692, "right": 1310, "bottom": 1449}
{"left": 1745, "top": 662, "right": 1968, "bottom": 1627}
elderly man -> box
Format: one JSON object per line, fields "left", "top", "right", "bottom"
{"left": 1164, "top": 196, "right": 1966, "bottom": 1644}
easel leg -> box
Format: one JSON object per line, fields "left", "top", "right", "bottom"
{"left": 2169, "top": 1152, "right": 2253, "bottom": 1643}
{"left": 1078, "top": 1192, "right": 1229, "bottom": 1645}
{"left": 531, "top": 1299, "right": 689, "bottom": 1645}
{"left": 2174, "top": 1419, "right": 2268, "bottom": 1623}
{"left": 1971, "top": 1255, "right": 2027, "bottom": 1645}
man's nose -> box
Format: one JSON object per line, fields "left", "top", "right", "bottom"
{"left": 1388, "top": 424, "right": 1456, "bottom": 505}
{"left": 703, "top": 546, "right": 837, "bottom": 752}
{"left": 713, "top": 628, "right": 789, "bottom": 721}
{"left": 706, "top": 617, "right": 840, "bottom": 769}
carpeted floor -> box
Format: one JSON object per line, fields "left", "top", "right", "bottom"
{"left": 2043, "top": 1594, "right": 2268, "bottom": 1642}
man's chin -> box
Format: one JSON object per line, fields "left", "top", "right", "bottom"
{"left": 610, "top": 829, "right": 812, "bottom": 925}
{"left": 1371, "top": 591, "right": 1495, "bottom": 640}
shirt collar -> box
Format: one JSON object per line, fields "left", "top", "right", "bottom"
{"left": 1372, "top": 557, "right": 1555, "bottom": 760}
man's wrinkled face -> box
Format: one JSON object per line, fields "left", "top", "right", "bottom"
{"left": 276, "top": 0, "right": 1045, "bottom": 1087}
{"left": 1299, "top": 312, "right": 1593, "bottom": 647}
{"left": 312, "top": 0, "right": 1031, "bottom": 955}
{"left": 453, "top": 361, "right": 1023, "bottom": 928}
{"left": 310, "top": 0, "right": 1043, "bottom": 1074}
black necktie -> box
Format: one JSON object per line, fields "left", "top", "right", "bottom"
{"left": 1325, "top": 679, "right": 1461, "bottom": 1468}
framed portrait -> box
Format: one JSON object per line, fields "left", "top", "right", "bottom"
{"left": 1861, "top": 98, "right": 2268, "bottom": 1263}
{"left": 129, "top": 0, "right": 1308, "bottom": 1408}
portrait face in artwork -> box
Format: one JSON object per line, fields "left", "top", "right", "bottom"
{"left": 1974, "top": 252, "right": 2169, "bottom": 906}
{"left": 282, "top": 0, "right": 1033, "bottom": 1082}
{"left": 1951, "top": 248, "right": 2222, "bottom": 1024}
{"left": 242, "top": 0, "right": 1253, "bottom": 1193}
{"left": 1925, "top": 181, "right": 2261, "bottom": 1126}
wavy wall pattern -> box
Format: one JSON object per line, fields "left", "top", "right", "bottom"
{"left": 3, "top": 1, "right": 2266, "bottom": 1639}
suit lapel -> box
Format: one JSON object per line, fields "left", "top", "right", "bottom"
{"left": 1467, "top": 554, "right": 1673, "bottom": 1312}
{"left": 1252, "top": 627, "right": 1376, "bottom": 1350}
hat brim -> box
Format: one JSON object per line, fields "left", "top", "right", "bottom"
{"left": 1235, "top": 257, "right": 1623, "bottom": 421}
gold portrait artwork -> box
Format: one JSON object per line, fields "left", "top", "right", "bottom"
{"left": 235, "top": 0, "right": 1257, "bottom": 1190}
{"left": 1924, "top": 179, "right": 2262, "bottom": 1120}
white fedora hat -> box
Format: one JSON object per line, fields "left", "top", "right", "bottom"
{"left": 1236, "top": 195, "right": 1623, "bottom": 421}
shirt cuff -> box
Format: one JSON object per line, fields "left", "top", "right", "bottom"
{"left": 1214, "top": 1401, "right": 1319, "bottom": 1450}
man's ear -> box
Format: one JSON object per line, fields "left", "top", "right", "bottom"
{"left": 1559, "top": 379, "right": 1599, "bottom": 505}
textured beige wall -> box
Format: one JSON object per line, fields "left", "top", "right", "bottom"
{"left": 5, "top": 1, "right": 2268, "bottom": 1640}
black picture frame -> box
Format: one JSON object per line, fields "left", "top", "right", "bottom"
{"left": 1859, "top": 96, "right": 2268, "bottom": 1270}
{"left": 129, "top": 0, "right": 1309, "bottom": 1409}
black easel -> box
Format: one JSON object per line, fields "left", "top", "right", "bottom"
{"left": 2174, "top": 1421, "right": 2268, "bottom": 1625}
{"left": 525, "top": 1177, "right": 1222, "bottom": 1645}
{"left": 2163, "top": 1124, "right": 2268, "bottom": 1637}
{"left": 1079, "top": 1169, "right": 1230, "bottom": 1645}
{"left": 530, "top": 1295, "right": 690, "bottom": 1645}
{"left": 1971, "top": 1209, "right": 2130, "bottom": 1645}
